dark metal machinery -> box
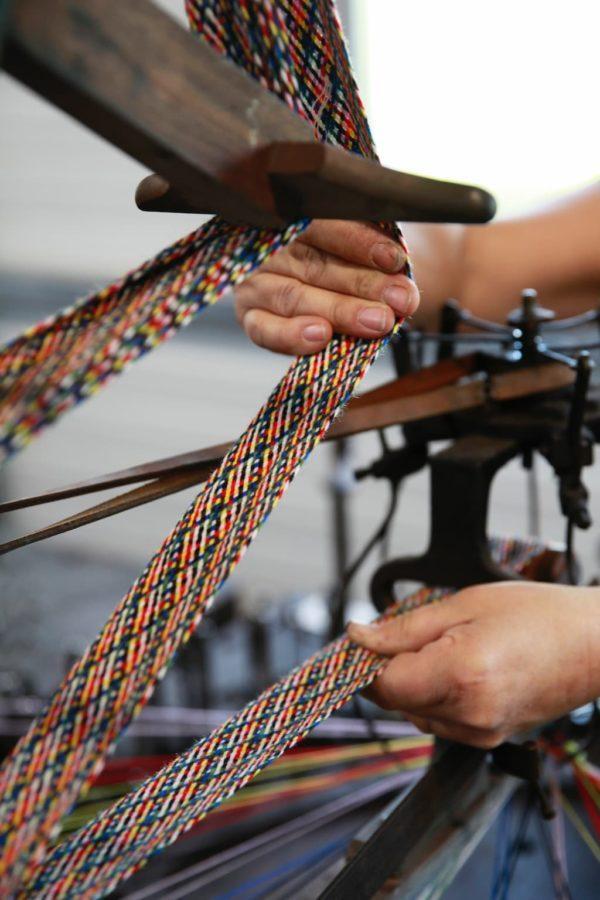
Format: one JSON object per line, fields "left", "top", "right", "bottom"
{"left": 316, "top": 291, "right": 600, "bottom": 898}
{"left": 372, "top": 290, "right": 599, "bottom": 608}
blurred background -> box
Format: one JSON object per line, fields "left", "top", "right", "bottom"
{"left": 1, "top": 1, "right": 599, "bottom": 895}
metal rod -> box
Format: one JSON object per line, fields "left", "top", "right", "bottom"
{"left": 126, "top": 771, "right": 420, "bottom": 900}
{"left": 317, "top": 744, "right": 508, "bottom": 900}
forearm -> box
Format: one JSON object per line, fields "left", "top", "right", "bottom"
{"left": 406, "top": 182, "right": 600, "bottom": 329}
{"left": 570, "top": 586, "right": 600, "bottom": 711}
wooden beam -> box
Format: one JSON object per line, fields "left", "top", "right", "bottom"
{"left": 0, "top": 361, "right": 575, "bottom": 554}
{"left": 2, "top": 0, "right": 496, "bottom": 227}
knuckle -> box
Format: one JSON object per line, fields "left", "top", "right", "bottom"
{"left": 275, "top": 278, "right": 303, "bottom": 317}
{"left": 438, "top": 631, "right": 459, "bottom": 652}
{"left": 301, "top": 244, "right": 329, "bottom": 284}
{"left": 331, "top": 296, "right": 351, "bottom": 327}
{"left": 458, "top": 646, "right": 495, "bottom": 689}
{"left": 233, "top": 280, "right": 256, "bottom": 321}
{"left": 473, "top": 731, "right": 504, "bottom": 750}
{"left": 406, "top": 280, "right": 421, "bottom": 315}
{"left": 466, "top": 699, "right": 503, "bottom": 733}
{"left": 473, "top": 651, "right": 496, "bottom": 686}
{"left": 353, "top": 270, "right": 374, "bottom": 300}
{"left": 234, "top": 289, "right": 249, "bottom": 324}
{"left": 389, "top": 613, "right": 422, "bottom": 651}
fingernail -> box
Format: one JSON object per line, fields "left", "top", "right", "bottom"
{"left": 302, "top": 324, "right": 327, "bottom": 343}
{"left": 357, "top": 307, "right": 390, "bottom": 332}
{"left": 371, "top": 242, "right": 404, "bottom": 273}
{"left": 382, "top": 285, "right": 409, "bottom": 314}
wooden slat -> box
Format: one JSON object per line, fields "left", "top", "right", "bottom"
{"left": 344, "top": 354, "right": 478, "bottom": 409}
{"left": 3, "top": 0, "right": 305, "bottom": 226}
{"left": 0, "top": 363, "right": 576, "bottom": 553}
{"left": 0, "top": 362, "right": 575, "bottom": 518}
{"left": 0, "top": 468, "right": 208, "bottom": 557}
{"left": 0, "top": 358, "right": 478, "bottom": 515}
{"left": 136, "top": 144, "right": 497, "bottom": 224}
{"left": 327, "top": 363, "right": 574, "bottom": 440}
{"left": 3, "top": 0, "right": 496, "bottom": 227}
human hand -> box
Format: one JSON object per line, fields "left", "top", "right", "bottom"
{"left": 347, "top": 581, "right": 600, "bottom": 748}
{"left": 234, "top": 220, "right": 419, "bottom": 355}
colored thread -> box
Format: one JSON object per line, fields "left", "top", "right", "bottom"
{"left": 26, "top": 540, "right": 540, "bottom": 897}
{"left": 0, "top": 1, "right": 406, "bottom": 891}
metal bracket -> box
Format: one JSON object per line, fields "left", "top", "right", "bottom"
{"left": 371, "top": 434, "right": 521, "bottom": 608}
{"left": 491, "top": 740, "right": 555, "bottom": 819}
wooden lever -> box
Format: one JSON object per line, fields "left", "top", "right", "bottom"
{"left": 3, "top": 0, "right": 495, "bottom": 228}
{"left": 0, "top": 361, "right": 574, "bottom": 554}
{"left": 135, "top": 142, "right": 497, "bottom": 225}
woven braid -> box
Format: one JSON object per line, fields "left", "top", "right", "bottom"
{"left": 0, "top": 0, "right": 382, "bottom": 461}
{"left": 25, "top": 538, "right": 543, "bottom": 898}
{"left": 25, "top": 588, "right": 445, "bottom": 897}
{"left": 0, "top": 0, "right": 406, "bottom": 890}
{"left": 0, "top": 207, "right": 304, "bottom": 460}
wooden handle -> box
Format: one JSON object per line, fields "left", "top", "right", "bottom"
{"left": 136, "top": 141, "right": 497, "bottom": 225}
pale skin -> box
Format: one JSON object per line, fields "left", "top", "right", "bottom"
{"left": 234, "top": 182, "right": 600, "bottom": 747}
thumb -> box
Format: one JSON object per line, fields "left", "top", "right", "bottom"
{"left": 347, "top": 599, "right": 463, "bottom": 656}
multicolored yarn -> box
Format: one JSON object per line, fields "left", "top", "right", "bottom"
{"left": 0, "top": 0, "right": 406, "bottom": 892}
{"left": 0, "top": 0, "right": 387, "bottom": 461}
{"left": 23, "top": 586, "right": 443, "bottom": 897}
{"left": 24, "top": 538, "right": 542, "bottom": 897}
{"left": 57, "top": 738, "right": 433, "bottom": 838}
{"left": 0, "top": 212, "right": 305, "bottom": 460}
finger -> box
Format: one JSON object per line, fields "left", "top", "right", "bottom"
{"left": 367, "top": 638, "right": 457, "bottom": 712}
{"left": 236, "top": 272, "right": 395, "bottom": 338}
{"left": 301, "top": 220, "right": 407, "bottom": 273}
{"left": 347, "top": 599, "right": 467, "bottom": 657}
{"left": 241, "top": 308, "right": 333, "bottom": 355}
{"left": 262, "top": 242, "right": 419, "bottom": 318}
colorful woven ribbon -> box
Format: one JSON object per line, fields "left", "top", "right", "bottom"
{"left": 25, "top": 587, "right": 446, "bottom": 897}
{"left": 22, "top": 539, "right": 543, "bottom": 897}
{"left": 0, "top": 0, "right": 407, "bottom": 893}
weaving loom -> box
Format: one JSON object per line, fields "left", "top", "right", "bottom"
{"left": 2, "top": 2, "right": 599, "bottom": 897}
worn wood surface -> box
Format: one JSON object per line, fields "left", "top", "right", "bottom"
{"left": 2, "top": 0, "right": 313, "bottom": 227}
{"left": 136, "top": 142, "right": 496, "bottom": 224}
{"left": 3, "top": 0, "right": 495, "bottom": 227}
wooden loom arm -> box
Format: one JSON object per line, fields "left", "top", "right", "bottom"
{"left": 2, "top": 0, "right": 495, "bottom": 228}
{"left": 0, "top": 362, "right": 574, "bottom": 554}
{"left": 0, "top": 356, "right": 480, "bottom": 515}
